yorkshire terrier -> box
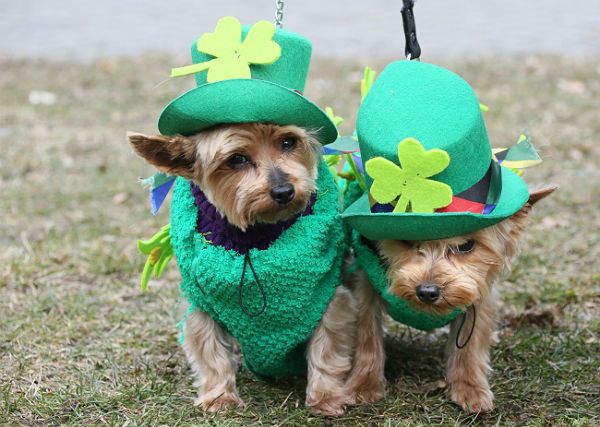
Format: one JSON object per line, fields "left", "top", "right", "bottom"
{"left": 128, "top": 123, "right": 356, "bottom": 416}
{"left": 346, "top": 186, "right": 556, "bottom": 413}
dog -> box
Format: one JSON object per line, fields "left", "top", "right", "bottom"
{"left": 128, "top": 123, "right": 356, "bottom": 416}
{"left": 346, "top": 186, "right": 556, "bottom": 413}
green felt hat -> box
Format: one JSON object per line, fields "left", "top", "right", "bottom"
{"left": 342, "top": 60, "right": 529, "bottom": 241}
{"left": 158, "top": 16, "right": 337, "bottom": 144}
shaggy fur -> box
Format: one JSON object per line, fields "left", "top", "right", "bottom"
{"left": 128, "top": 124, "right": 357, "bottom": 416}
{"left": 347, "top": 186, "right": 556, "bottom": 413}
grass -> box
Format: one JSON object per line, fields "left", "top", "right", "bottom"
{"left": 1, "top": 54, "right": 599, "bottom": 426}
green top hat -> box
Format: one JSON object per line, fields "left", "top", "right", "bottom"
{"left": 158, "top": 16, "right": 337, "bottom": 143}
{"left": 342, "top": 60, "right": 530, "bottom": 241}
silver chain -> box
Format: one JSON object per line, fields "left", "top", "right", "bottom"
{"left": 275, "top": 0, "right": 285, "bottom": 28}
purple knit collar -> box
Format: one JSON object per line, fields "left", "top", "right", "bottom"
{"left": 190, "top": 182, "right": 316, "bottom": 254}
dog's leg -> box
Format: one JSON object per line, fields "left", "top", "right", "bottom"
{"left": 183, "top": 308, "right": 244, "bottom": 412}
{"left": 446, "top": 295, "right": 497, "bottom": 413}
{"left": 345, "top": 270, "right": 386, "bottom": 404}
{"left": 306, "top": 286, "right": 357, "bottom": 416}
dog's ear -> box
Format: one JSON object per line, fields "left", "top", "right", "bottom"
{"left": 504, "top": 184, "right": 558, "bottom": 239}
{"left": 527, "top": 185, "right": 558, "bottom": 206}
{"left": 494, "top": 184, "right": 557, "bottom": 251}
{"left": 127, "top": 132, "right": 197, "bottom": 179}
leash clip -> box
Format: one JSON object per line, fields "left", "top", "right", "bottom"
{"left": 401, "top": 0, "right": 421, "bottom": 60}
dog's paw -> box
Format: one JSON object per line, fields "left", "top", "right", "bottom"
{"left": 195, "top": 392, "right": 245, "bottom": 413}
{"left": 449, "top": 381, "right": 494, "bottom": 413}
{"left": 307, "top": 393, "right": 352, "bottom": 417}
{"left": 346, "top": 375, "right": 386, "bottom": 405}
{"left": 352, "top": 384, "right": 385, "bottom": 404}
{"left": 308, "top": 399, "right": 347, "bottom": 417}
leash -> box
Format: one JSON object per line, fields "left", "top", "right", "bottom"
{"left": 401, "top": 0, "right": 421, "bottom": 60}
{"left": 276, "top": 0, "right": 419, "bottom": 59}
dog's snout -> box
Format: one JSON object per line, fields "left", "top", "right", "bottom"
{"left": 416, "top": 283, "right": 441, "bottom": 304}
{"left": 270, "top": 183, "right": 295, "bottom": 204}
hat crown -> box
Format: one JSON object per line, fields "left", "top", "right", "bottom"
{"left": 191, "top": 26, "right": 312, "bottom": 93}
{"left": 357, "top": 61, "right": 491, "bottom": 194}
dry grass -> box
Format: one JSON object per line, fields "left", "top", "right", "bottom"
{"left": 1, "top": 54, "right": 599, "bottom": 426}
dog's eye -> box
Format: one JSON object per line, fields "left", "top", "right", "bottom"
{"left": 227, "top": 154, "right": 250, "bottom": 169}
{"left": 281, "top": 137, "right": 298, "bottom": 152}
{"left": 454, "top": 240, "right": 475, "bottom": 254}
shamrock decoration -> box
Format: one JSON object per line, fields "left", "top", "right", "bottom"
{"left": 325, "top": 106, "right": 344, "bottom": 127}
{"left": 366, "top": 138, "right": 453, "bottom": 213}
{"left": 138, "top": 224, "right": 173, "bottom": 290}
{"left": 171, "top": 16, "right": 281, "bottom": 82}
{"left": 361, "top": 66, "right": 377, "bottom": 101}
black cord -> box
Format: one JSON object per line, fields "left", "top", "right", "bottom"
{"left": 455, "top": 305, "right": 476, "bottom": 349}
{"left": 237, "top": 252, "right": 267, "bottom": 317}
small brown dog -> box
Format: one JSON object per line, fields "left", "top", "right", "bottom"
{"left": 128, "top": 123, "right": 356, "bottom": 416}
{"left": 346, "top": 187, "right": 555, "bottom": 413}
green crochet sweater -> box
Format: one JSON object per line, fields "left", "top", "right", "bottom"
{"left": 169, "top": 160, "right": 346, "bottom": 378}
{"left": 344, "top": 182, "right": 462, "bottom": 330}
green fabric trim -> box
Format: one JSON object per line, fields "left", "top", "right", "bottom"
{"left": 352, "top": 230, "right": 462, "bottom": 331}
{"left": 169, "top": 160, "right": 346, "bottom": 378}
{"left": 158, "top": 79, "right": 337, "bottom": 144}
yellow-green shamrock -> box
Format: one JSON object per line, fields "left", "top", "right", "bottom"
{"left": 171, "top": 16, "right": 281, "bottom": 82}
{"left": 366, "top": 138, "right": 453, "bottom": 213}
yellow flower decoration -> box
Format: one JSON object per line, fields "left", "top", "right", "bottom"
{"left": 171, "top": 16, "right": 281, "bottom": 82}
{"left": 366, "top": 138, "right": 453, "bottom": 213}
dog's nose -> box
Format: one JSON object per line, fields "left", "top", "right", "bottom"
{"left": 416, "top": 283, "right": 441, "bottom": 304}
{"left": 270, "top": 183, "right": 295, "bottom": 205}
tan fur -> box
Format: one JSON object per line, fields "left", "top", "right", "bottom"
{"left": 306, "top": 286, "right": 358, "bottom": 416}
{"left": 129, "top": 123, "right": 355, "bottom": 416}
{"left": 183, "top": 309, "right": 243, "bottom": 412}
{"left": 345, "top": 270, "right": 386, "bottom": 404}
{"left": 127, "top": 133, "right": 197, "bottom": 178}
{"left": 195, "top": 124, "right": 320, "bottom": 230}
{"left": 445, "top": 293, "right": 497, "bottom": 412}
{"left": 348, "top": 187, "right": 555, "bottom": 413}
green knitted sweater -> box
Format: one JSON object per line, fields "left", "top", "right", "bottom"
{"left": 169, "top": 160, "right": 345, "bottom": 378}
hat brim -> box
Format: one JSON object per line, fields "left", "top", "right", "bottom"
{"left": 158, "top": 79, "right": 338, "bottom": 144}
{"left": 342, "top": 167, "right": 529, "bottom": 241}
